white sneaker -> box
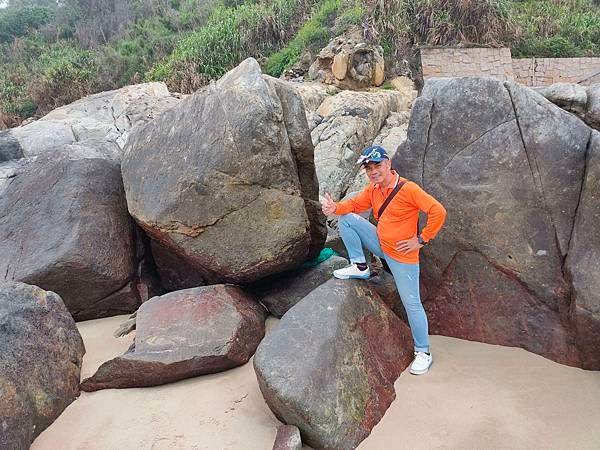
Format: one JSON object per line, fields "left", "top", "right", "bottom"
{"left": 333, "top": 263, "right": 370, "bottom": 280}
{"left": 410, "top": 351, "right": 433, "bottom": 375}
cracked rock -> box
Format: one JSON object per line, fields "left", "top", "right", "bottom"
{"left": 0, "top": 281, "right": 85, "bottom": 449}
{"left": 392, "top": 77, "right": 596, "bottom": 368}
{"left": 0, "top": 82, "right": 179, "bottom": 163}
{"left": 254, "top": 278, "right": 413, "bottom": 449}
{"left": 81, "top": 284, "right": 266, "bottom": 391}
{"left": 0, "top": 152, "right": 147, "bottom": 320}
{"left": 122, "top": 58, "right": 326, "bottom": 286}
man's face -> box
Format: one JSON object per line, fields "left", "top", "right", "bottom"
{"left": 363, "top": 159, "right": 392, "bottom": 184}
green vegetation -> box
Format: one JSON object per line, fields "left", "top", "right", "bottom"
{"left": 511, "top": 0, "right": 600, "bottom": 57}
{"left": 147, "top": 0, "right": 319, "bottom": 91}
{"left": 0, "top": 0, "right": 599, "bottom": 125}
{"left": 263, "top": 0, "right": 364, "bottom": 77}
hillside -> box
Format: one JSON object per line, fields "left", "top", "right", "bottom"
{"left": 1, "top": 0, "right": 599, "bottom": 125}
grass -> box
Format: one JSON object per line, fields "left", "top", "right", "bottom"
{"left": 510, "top": 0, "right": 600, "bottom": 57}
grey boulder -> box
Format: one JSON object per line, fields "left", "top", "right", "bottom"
{"left": 122, "top": 58, "right": 325, "bottom": 287}
{"left": 0, "top": 282, "right": 85, "bottom": 450}
{"left": 254, "top": 278, "right": 413, "bottom": 449}
{"left": 81, "top": 285, "right": 266, "bottom": 391}
{"left": 393, "top": 77, "right": 597, "bottom": 368}
{"left": 251, "top": 255, "right": 348, "bottom": 317}
{"left": 0, "top": 82, "right": 179, "bottom": 163}
{"left": 0, "top": 152, "right": 146, "bottom": 320}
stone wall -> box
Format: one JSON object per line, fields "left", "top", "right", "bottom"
{"left": 513, "top": 57, "right": 600, "bottom": 86}
{"left": 421, "top": 47, "right": 600, "bottom": 87}
{"left": 420, "top": 47, "right": 514, "bottom": 81}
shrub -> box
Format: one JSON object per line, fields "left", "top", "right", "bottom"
{"left": 264, "top": 0, "right": 345, "bottom": 76}
{"left": 511, "top": 0, "right": 600, "bottom": 57}
{"left": 147, "top": 0, "right": 317, "bottom": 92}
{"left": 30, "top": 42, "right": 97, "bottom": 115}
{"left": 0, "top": 5, "right": 55, "bottom": 43}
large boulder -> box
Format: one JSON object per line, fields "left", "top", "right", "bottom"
{"left": 0, "top": 82, "right": 178, "bottom": 162}
{"left": 565, "top": 131, "right": 600, "bottom": 369}
{"left": 0, "top": 282, "right": 85, "bottom": 449}
{"left": 393, "top": 77, "right": 597, "bottom": 368}
{"left": 250, "top": 255, "right": 348, "bottom": 317}
{"left": 254, "top": 278, "right": 413, "bottom": 449}
{"left": 81, "top": 285, "right": 266, "bottom": 391}
{"left": 536, "top": 82, "right": 600, "bottom": 131}
{"left": 0, "top": 152, "right": 149, "bottom": 320}
{"left": 122, "top": 58, "right": 326, "bottom": 287}
{"left": 312, "top": 89, "right": 408, "bottom": 199}
{"left": 535, "top": 82, "right": 588, "bottom": 115}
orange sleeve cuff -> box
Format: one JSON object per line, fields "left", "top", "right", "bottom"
{"left": 420, "top": 203, "right": 447, "bottom": 242}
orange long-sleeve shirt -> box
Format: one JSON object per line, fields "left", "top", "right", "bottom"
{"left": 335, "top": 172, "right": 447, "bottom": 263}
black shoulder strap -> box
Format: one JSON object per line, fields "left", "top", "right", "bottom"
{"left": 377, "top": 180, "right": 406, "bottom": 219}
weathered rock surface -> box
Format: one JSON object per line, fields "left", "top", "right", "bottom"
{"left": 313, "top": 89, "right": 408, "bottom": 199}
{"left": 536, "top": 82, "right": 600, "bottom": 131}
{"left": 0, "top": 82, "right": 178, "bottom": 162}
{"left": 0, "top": 153, "right": 147, "bottom": 320}
{"left": 254, "top": 278, "right": 413, "bottom": 449}
{"left": 565, "top": 131, "right": 600, "bottom": 369}
{"left": 535, "top": 82, "right": 588, "bottom": 115}
{"left": 122, "top": 58, "right": 326, "bottom": 287}
{"left": 393, "top": 77, "right": 598, "bottom": 368}
{"left": 309, "top": 28, "right": 385, "bottom": 90}
{"left": 273, "top": 425, "right": 302, "bottom": 450}
{"left": 251, "top": 255, "right": 348, "bottom": 317}
{"left": 0, "top": 282, "right": 85, "bottom": 449}
{"left": 587, "top": 84, "right": 600, "bottom": 129}
{"left": 0, "top": 157, "right": 29, "bottom": 196}
{"left": 291, "top": 82, "right": 339, "bottom": 113}
{"left": 81, "top": 285, "right": 266, "bottom": 391}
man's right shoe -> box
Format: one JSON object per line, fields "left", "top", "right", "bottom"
{"left": 333, "top": 263, "right": 370, "bottom": 280}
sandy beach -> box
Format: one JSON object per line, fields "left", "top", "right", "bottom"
{"left": 32, "top": 315, "right": 600, "bottom": 450}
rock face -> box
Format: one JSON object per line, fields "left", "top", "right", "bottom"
{"left": 308, "top": 29, "right": 385, "bottom": 90}
{"left": 312, "top": 89, "right": 409, "bottom": 199}
{"left": 122, "top": 58, "right": 325, "bottom": 287}
{"left": 587, "top": 84, "right": 600, "bottom": 129}
{"left": 251, "top": 255, "right": 348, "bottom": 317}
{"left": 0, "top": 82, "right": 178, "bottom": 162}
{"left": 565, "top": 131, "right": 600, "bottom": 369}
{"left": 254, "top": 278, "right": 413, "bottom": 449}
{"left": 0, "top": 282, "right": 85, "bottom": 449}
{"left": 536, "top": 82, "right": 600, "bottom": 131}
{"left": 0, "top": 153, "right": 146, "bottom": 320}
{"left": 273, "top": 425, "right": 302, "bottom": 450}
{"left": 81, "top": 285, "right": 266, "bottom": 391}
{"left": 393, "top": 77, "right": 598, "bottom": 368}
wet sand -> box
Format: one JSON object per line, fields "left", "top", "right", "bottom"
{"left": 32, "top": 315, "right": 600, "bottom": 450}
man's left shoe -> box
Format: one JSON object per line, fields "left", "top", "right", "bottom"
{"left": 333, "top": 263, "right": 370, "bottom": 280}
{"left": 410, "top": 351, "right": 433, "bottom": 375}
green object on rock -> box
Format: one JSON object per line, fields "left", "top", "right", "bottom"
{"left": 302, "top": 248, "right": 338, "bottom": 268}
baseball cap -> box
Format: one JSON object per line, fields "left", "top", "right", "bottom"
{"left": 356, "top": 145, "right": 389, "bottom": 165}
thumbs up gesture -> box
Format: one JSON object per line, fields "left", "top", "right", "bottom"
{"left": 321, "top": 193, "right": 337, "bottom": 216}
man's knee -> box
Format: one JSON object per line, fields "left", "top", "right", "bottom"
{"left": 338, "top": 213, "right": 360, "bottom": 228}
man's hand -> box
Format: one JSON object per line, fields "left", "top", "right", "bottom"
{"left": 321, "top": 193, "right": 337, "bottom": 216}
{"left": 396, "top": 236, "right": 423, "bottom": 254}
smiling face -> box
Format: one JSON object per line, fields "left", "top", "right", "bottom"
{"left": 363, "top": 159, "right": 394, "bottom": 187}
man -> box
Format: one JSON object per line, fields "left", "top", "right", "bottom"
{"left": 321, "top": 145, "right": 446, "bottom": 375}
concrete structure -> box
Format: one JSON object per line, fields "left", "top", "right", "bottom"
{"left": 420, "top": 47, "right": 600, "bottom": 87}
